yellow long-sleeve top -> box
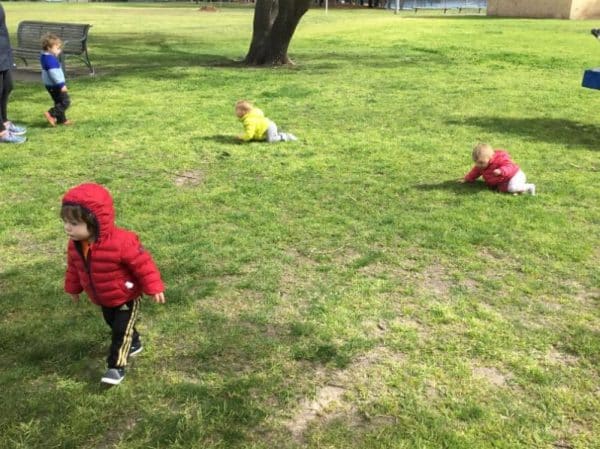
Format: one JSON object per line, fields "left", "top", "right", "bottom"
{"left": 239, "top": 107, "right": 271, "bottom": 142}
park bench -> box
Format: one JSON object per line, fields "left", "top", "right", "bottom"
{"left": 13, "top": 21, "right": 94, "bottom": 75}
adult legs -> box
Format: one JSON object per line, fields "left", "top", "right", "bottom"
{"left": 0, "top": 69, "right": 13, "bottom": 132}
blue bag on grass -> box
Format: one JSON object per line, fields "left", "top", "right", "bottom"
{"left": 582, "top": 68, "right": 600, "bottom": 90}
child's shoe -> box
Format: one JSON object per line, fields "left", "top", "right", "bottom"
{"left": 44, "top": 111, "right": 57, "bottom": 127}
{"left": 101, "top": 368, "right": 125, "bottom": 385}
{"left": 5, "top": 121, "right": 27, "bottom": 135}
{"left": 129, "top": 342, "right": 143, "bottom": 357}
{"left": 0, "top": 131, "right": 26, "bottom": 144}
{"left": 527, "top": 184, "right": 536, "bottom": 196}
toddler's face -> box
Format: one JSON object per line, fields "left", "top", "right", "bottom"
{"left": 49, "top": 43, "right": 62, "bottom": 57}
{"left": 63, "top": 219, "right": 92, "bottom": 242}
{"left": 235, "top": 105, "right": 246, "bottom": 118}
{"left": 475, "top": 156, "right": 491, "bottom": 169}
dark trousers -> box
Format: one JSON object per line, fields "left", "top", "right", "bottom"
{"left": 46, "top": 87, "right": 71, "bottom": 124}
{"left": 0, "top": 69, "right": 13, "bottom": 130}
{"left": 101, "top": 298, "right": 141, "bottom": 369}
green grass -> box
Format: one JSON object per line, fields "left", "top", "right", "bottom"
{"left": 1, "top": 3, "right": 599, "bottom": 449}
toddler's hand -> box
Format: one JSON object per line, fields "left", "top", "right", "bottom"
{"left": 152, "top": 292, "right": 166, "bottom": 304}
{"left": 61, "top": 86, "right": 68, "bottom": 93}
{"left": 70, "top": 294, "right": 80, "bottom": 303}
{"left": 457, "top": 178, "right": 466, "bottom": 184}
{"left": 493, "top": 169, "right": 501, "bottom": 176}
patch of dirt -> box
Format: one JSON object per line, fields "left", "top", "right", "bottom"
{"left": 284, "top": 346, "right": 405, "bottom": 441}
{"left": 421, "top": 262, "right": 450, "bottom": 297}
{"left": 330, "top": 247, "right": 361, "bottom": 266}
{"left": 198, "top": 288, "right": 264, "bottom": 318}
{"left": 173, "top": 170, "right": 204, "bottom": 187}
{"left": 361, "top": 320, "right": 388, "bottom": 338}
{"left": 357, "top": 261, "right": 419, "bottom": 281}
{"left": 546, "top": 347, "right": 579, "bottom": 366}
{"left": 286, "top": 385, "right": 346, "bottom": 438}
{"left": 472, "top": 366, "right": 510, "bottom": 387}
{"left": 575, "top": 287, "right": 599, "bottom": 303}
{"left": 96, "top": 417, "right": 138, "bottom": 449}
{"left": 283, "top": 248, "right": 319, "bottom": 268}
{"left": 277, "top": 248, "right": 325, "bottom": 305}
{"left": 552, "top": 440, "right": 573, "bottom": 449}
{"left": 477, "top": 247, "right": 521, "bottom": 280}
{"left": 424, "top": 379, "right": 440, "bottom": 400}
{"left": 459, "top": 277, "right": 479, "bottom": 290}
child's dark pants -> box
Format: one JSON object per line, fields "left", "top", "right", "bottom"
{"left": 46, "top": 87, "right": 71, "bottom": 123}
{"left": 101, "top": 298, "right": 141, "bottom": 369}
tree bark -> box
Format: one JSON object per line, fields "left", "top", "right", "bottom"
{"left": 244, "top": 0, "right": 312, "bottom": 66}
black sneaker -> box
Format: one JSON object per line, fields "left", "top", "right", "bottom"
{"left": 101, "top": 368, "right": 125, "bottom": 385}
{"left": 592, "top": 29, "right": 600, "bottom": 39}
{"left": 129, "top": 342, "right": 143, "bottom": 357}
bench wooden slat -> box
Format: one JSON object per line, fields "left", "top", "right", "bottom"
{"left": 13, "top": 20, "right": 94, "bottom": 75}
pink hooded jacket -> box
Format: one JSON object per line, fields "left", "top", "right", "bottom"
{"left": 463, "top": 150, "right": 520, "bottom": 192}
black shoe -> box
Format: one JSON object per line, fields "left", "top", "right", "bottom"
{"left": 101, "top": 368, "right": 125, "bottom": 385}
{"left": 592, "top": 29, "right": 600, "bottom": 39}
{"left": 129, "top": 342, "right": 143, "bottom": 357}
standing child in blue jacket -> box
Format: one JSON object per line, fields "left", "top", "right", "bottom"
{"left": 40, "top": 33, "right": 71, "bottom": 126}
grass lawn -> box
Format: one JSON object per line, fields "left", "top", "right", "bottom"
{"left": 1, "top": 2, "right": 599, "bottom": 448}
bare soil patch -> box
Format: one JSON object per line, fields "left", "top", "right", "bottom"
{"left": 173, "top": 170, "right": 204, "bottom": 187}
{"left": 284, "top": 346, "right": 405, "bottom": 441}
{"left": 472, "top": 366, "right": 510, "bottom": 387}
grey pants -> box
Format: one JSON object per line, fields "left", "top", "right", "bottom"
{"left": 266, "top": 121, "right": 297, "bottom": 143}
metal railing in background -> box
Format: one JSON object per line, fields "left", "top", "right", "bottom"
{"left": 385, "top": 0, "right": 486, "bottom": 12}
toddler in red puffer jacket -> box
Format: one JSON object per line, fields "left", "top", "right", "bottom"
{"left": 61, "top": 183, "right": 165, "bottom": 386}
{"left": 460, "top": 143, "right": 536, "bottom": 195}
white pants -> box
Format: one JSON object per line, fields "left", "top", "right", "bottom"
{"left": 507, "top": 169, "right": 531, "bottom": 193}
{"left": 266, "top": 121, "right": 297, "bottom": 143}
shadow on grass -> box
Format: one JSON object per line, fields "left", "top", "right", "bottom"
{"left": 201, "top": 134, "right": 239, "bottom": 145}
{"left": 35, "top": 32, "right": 460, "bottom": 80}
{"left": 448, "top": 116, "right": 600, "bottom": 150}
{"left": 414, "top": 179, "right": 490, "bottom": 194}
{"left": 88, "top": 33, "right": 239, "bottom": 68}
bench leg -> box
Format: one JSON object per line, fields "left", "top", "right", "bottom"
{"left": 14, "top": 56, "right": 29, "bottom": 68}
{"left": 83, "top": 51, "right": 94, "bottom": 75}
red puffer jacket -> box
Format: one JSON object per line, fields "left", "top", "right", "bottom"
{"left": 463, "top": 150, "right": 520, "bottom": 192}
{"left": 63, "top": 183, "right": 164, "bottom": 307}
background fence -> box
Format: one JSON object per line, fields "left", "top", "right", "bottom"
{"left": 383, "top": 0, "right": 487, "bottom": 10}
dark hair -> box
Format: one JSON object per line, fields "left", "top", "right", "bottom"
{"left": 60, "top": 203, "right": 98, "bottom": 238}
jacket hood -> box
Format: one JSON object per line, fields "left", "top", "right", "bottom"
{"left": 62, "top": 183, "right": 115, "bottom": 242}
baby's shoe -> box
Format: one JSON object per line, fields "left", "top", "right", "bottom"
{"left": 527, "top": 184, "right": 536, "bottom": 196}
{"left": 44, "top": 111, "right": 57, "bottom": 127}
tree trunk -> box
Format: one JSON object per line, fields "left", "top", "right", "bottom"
{"left": 244, "top": 0, "right": 312, "bottom": 66}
